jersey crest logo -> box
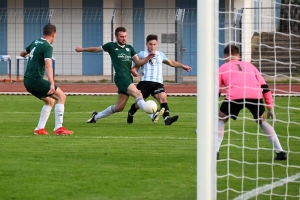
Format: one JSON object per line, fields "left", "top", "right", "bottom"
{"left": 125, "top": 48, "right": 130, "bottom": 51}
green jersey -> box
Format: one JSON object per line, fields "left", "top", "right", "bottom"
{"left": 24, "top": 38, "right": 53, "bottom": 79}
{"left": 101, "top": 42, "right": 136, "bottom": 78}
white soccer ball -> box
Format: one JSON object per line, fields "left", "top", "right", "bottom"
{"left": 144, "top": 100, "right": 158, "bottom": 114}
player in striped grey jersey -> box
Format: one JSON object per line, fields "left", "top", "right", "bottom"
{"left": 128, "top": 34, "right": 192, "bottom": 125}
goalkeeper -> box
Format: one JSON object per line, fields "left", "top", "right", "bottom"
{"left": 217, "top": 44, "right": 287, "bottom": 160}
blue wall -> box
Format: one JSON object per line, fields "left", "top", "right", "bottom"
{"left": 82, "top": 0, "right": 103, "bottom": 75}
{"left": 0, "top": 0, "right": 7, "bottom": 74}
{"left": 133, "top": 0, "right": 145, "bottom": 53}
{"left": 176, "top": 0, "right": 197, "bottom": 76}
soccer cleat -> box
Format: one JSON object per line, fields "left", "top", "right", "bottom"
{"left": 86, "top": 111, "right": 98, "bottom": 123}
{"left": 127, "top": 112, "right": 134, "bottom": 124}
{"left": 274, "top": 151, "right": 287, "bottom": 160}
{"left": 164, "top": 115, "right": 179, "bottom": 125}
{"left": 152, "top": 108, "right": 165, "bottom": 123}
{"left": 53, "top": 127, "right": 74, "bottom": 135}
{"left": 34, "top": 128, "right": 48, "bottom": 135}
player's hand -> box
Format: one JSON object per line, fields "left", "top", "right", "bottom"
{"left": 183, "top": 65, "right": 192, "bottom": 72}
{"left": 267, "top": 108, "right": 276, "bottom": 124}
{"left": 131, "top": 68, "right": 139, "bottom": 77}
{"left": 75, "top": 46, "right": 83, "bottom": 52}
{"left": 47, "top": 84, "right": 55, "bottom": 95}
{"left": 147, "top": 52, "right": 155, "bottom": 58}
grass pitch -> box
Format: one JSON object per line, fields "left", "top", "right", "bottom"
{"left": 0, "top": 95, "right": 299, "bottom": 200}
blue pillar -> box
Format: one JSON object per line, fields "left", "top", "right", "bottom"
{"left": 0, "top": 0, "right": 7, "bottom": 74}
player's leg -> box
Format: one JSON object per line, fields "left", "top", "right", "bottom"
{"left": 87, "top": 93, "right": 129, "bottom": 123}
{"left": 247, "top": 99, "right": 287, "bottom": 160}
{"left": 50, "top": 87, "right": 73, "bottom": 135}
{"left": 155, "top": 92, "right": 178, "bottom": 125}
{"left": 34, "top": 97, "right": 55, "bottom": 135}
{"left": 126, "top": 83, "right": 150, "bottom": 113}
{"left": 217, "top": 99, "right": 242, "bottom": 159}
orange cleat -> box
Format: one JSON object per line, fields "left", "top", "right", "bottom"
{"left": 53, "top": 127, "right": 74, "bottom": 135}
{"left": 34, "top": 128, "right": 49, "bottom": 135}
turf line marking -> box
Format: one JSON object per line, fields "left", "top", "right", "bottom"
{"left": 233, "top": 173, "right": 300, "bottom": 200}
{"left": 2, "top": 135, "right": 196, "bottom": 140}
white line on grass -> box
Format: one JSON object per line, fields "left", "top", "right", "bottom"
{"left": 233, "top": 173, "right": 300, "bottom": 200}
{"left": 2, "top": 135, "right": 196, "bottom": 140}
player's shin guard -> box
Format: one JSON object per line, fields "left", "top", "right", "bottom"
{"left": 217, "top": 120, "right": 225, "bottom": 153}
{"left": 96, "top": 105, "right": 115, "bottom": 120}
{"left": 161, "top": 103, "right": 170, "bottom": 119}
{"left": 129, "top": 103, "right": 138, "bottom": 115}
{"left": 55, "top": 104, "right": 64, "bottom": 130}
{"left": 260, "top": 121, "right": 284, "bottom": 153}
{"left": 37, "top": 105, "right": 52, "bottom": 129}
{"left": 136, "top": 96, "right": 147, "bottom": 112}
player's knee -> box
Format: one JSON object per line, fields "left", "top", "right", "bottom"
{"left": 114, "top": 106, "right": 124, "bottom": 112}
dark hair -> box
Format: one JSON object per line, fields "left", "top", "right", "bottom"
{"left": 146, "top": 34, "right": 158, "bottom": 43}
{"left": 115, "top": 27, "right": 127, "bottom": 36}
{"left": 224, "top": 44, "right": 240, "bottom": 56}
{"left": 43, "top": 23, "right": 56, "bottom": 36}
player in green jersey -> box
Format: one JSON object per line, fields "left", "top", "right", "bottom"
{"left": 75, "top": 27, "right": 164, "bottom": 123}
{"left": 20, "top": 23, "right": 73, "bottom": 135}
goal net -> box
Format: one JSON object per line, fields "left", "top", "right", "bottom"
{"left": 207, "top": 0, "right": 300, "bottom": 199}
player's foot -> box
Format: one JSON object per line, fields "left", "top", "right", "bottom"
{"left": 274, "top": 151, "right": 287, "bottom": 160}
{"left": 164, "top": 115, "right": 179, "bottom": 125}
{"left": 86, "top": 111, "right": 98, "bottom": 123}
{"left": 53, "top": 127, "right": 74, "bottom": 135}
{"left": 34, "top": 128, "right": 48, "bottom": 135}
{"left": 152, "top": 108, "right": 165, "bottom": 123}
{"left": 127, "top": 111, "right": 134, "bottom": 124}
{"left": 217, "top": 152, "right": 219, "bottom": 160}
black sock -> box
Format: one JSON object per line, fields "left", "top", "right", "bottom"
{"left": 128, "top": 103, "right": 138, "bottom": 115}
{"left": 161, "top": 103, "right": 170, "bottom": 119}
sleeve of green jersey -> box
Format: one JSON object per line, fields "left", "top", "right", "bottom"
{"left": 44, "top": 46, "right": 53, "bottom": 60}
{"left": 101, "top": 42, "right": 111, "bottom": 53}
{"left": 25, "top": 44, "right": 31, "bottom": 53}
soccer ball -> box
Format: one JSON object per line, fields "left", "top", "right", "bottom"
{"left": 144, "top": 100, "right": 158, "bottom": 114}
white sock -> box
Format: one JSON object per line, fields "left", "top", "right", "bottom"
{"left": 55, "top": 104, "right": 64, "bottom": 130}
{"left": 260, "top": 121, "right": 284, "bottom": 153}
{"left": 95, "top": 105, "right": 115, "bottom": 120}
{"left": 37, "top": 105, "right": 52, "bottom": 129}
{"left": 148, "top": 113, "right": 153, "bottom": 119}
{"left": 216, "top": 120, "right": 225, "bottom": 153}
{"left": 136, "top": 96, "right": 147, "bottom": 112}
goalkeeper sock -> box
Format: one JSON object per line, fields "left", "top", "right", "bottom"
{"left": 95, "top": 105, "right": 115, "bottom": 120}
{"left": 260, "top": 121, "right": 284, "bottom": 153}
{"left": 37, "top": 105, "right": 52, "bottom": 129}
{"left": 217, "top": 120, "right": 225, "bottom": 152}
{"left": 128, "top": 103, "right": 138, "bottom": 115}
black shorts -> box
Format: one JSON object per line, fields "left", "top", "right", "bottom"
{"left": 136, "top": 81, "right": 165, "bottom": 99}
{"left": 220, "top": 98, "right": 265, "bottom": 120}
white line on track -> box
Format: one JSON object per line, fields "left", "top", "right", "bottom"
{"left": 233, "top": 173, "right": 300, "bottom": 200}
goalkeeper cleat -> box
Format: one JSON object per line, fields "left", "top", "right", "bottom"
{"left": 53, "top": 127, "right": 74, "bottom": 135}
{"left": 152, "top": 108, "right": 165, "bottom": 123}
{"left": 86, "top": 111, "right": 98, "bottom": 123}
{"left": 34, "top": 128, "right": 48, "bottom": 135}
{"left": 165, "top": 115, "right": 179, "bottom": 125}
{"left": 127, "top": 112, "right": 134, "bottom": 124}
{"left": 274, "top": 151, "right": 287, "bottom": 160}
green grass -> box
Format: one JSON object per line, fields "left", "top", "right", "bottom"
{"left": 0, "top": 95, "right": 299, "bottom": 199}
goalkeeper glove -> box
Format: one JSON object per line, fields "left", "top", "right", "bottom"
{"left": 267, "top": 108, "right": 276, "bottom": 124}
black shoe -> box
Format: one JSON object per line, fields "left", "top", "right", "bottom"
{"left": 127, "top": 112, "right": 133, "bottom": 124}
{"left": 275, "top": 151, "right": 287, "bottom": 160}
{"left": 86, "top": 111, "right": 98, "bottom": 123}
{"left": 217, "top": 152, "right": 219, "bottom": 160}
{"left": 165, "top": 115, "right": 179, "bottom": 125}
{"left": 152, "top": 108, "right": 165, "bottom": 123}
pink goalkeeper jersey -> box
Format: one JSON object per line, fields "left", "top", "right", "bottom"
{"left": 219, "top": 60, "right": 266, "bottom": 100}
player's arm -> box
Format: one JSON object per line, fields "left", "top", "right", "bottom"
{"left": 20, "top": 50, "right": 29, "bottom": 57}
{"left": 163, "top": 60, "right": 192, "bottom": 72}
{"left": 75, "top": 46, "right": 102, "bottom": 53}
{"left": 132, "top": 53, "right": 155, "bottom": 66}
{"left": 131, "top": 62, "right": 141, "bottom": 77}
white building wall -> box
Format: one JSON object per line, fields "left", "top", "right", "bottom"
{"left": 7, "top": 0, "right": 24, "bottom": 75}
{"left": 145, "top": 0, "right": 176, "bottom": 76}
{"left": 49, "top": 0, "right": 82, "bottom": 75}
